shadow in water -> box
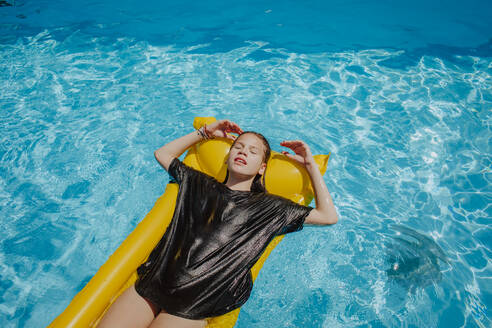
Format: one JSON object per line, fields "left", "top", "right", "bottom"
{"left": 385, "top": 224, "right": 448, "bottom": 293}
{"left": 0, "top": 1, "right": 13, "bottom": 7}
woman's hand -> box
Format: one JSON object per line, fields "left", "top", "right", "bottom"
{"left": 280, "top": 140, "right": 315, "bottom": 166}
{"left": 205, "top": 119, "right": 244, "bottom": 141}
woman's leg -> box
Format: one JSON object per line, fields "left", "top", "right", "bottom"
{"left": 148, "top": 312, "right": 208, "bottom": 328}
{"left": 97, "top": 284, "right": 155, "bottom": 328}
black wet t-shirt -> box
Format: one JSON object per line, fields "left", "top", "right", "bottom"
{"left": 135, "top": 157, "right": 314, "bottom": 320}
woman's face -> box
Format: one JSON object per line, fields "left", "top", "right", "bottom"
{"left": 227, "top": 133, "right": 266, "bottom": 178}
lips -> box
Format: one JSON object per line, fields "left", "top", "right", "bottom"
{"left": 234, "top": 157, "right": 247, "bottom": 165}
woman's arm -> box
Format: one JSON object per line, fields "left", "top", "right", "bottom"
{"left": 280, "top": 140, "right": 338, "bottom": 225}
{"left": 154, "top": 120, "right": 243, "bottom": 171}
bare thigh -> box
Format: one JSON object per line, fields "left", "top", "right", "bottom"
{"left": 149, "top": 312, "right": 208, "bottom": 328}
{"left": 97, "top": 284, "right": 155, "bottom": 328}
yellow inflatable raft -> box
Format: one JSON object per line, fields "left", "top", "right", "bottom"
{"left": 49, "top": 116, "right": 330, "bottom": 328}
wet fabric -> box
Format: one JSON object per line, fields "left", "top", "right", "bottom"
{"left": 135, "top": 157, "right": 314, "bottom": 320}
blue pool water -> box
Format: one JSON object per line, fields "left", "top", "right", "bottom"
{"left": 1, "top": 0, "right": 491, "bottom": 327}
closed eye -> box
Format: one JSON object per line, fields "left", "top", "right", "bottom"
{"left": 234, "top": 142, "right": 260, "bottom": 154}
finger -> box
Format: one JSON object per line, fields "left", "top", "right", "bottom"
{"left": 281, "top": 143, "right": 302, "bottom": 151}
{"left": 282, "top": 151, "right": 298, "bottom": 158}
{"left": 236, "top": 125, "right": 244, "bottom": 134}
{"left": 284, "top": 142, "right": 305, "bottom": 150}
{"left": 282, "top": 151, "right": 298, "bottom": 161}
{"left": 226, "top": 124, "right": 240, "bottom": 135}
{"left": 223, "top": 121, "right": 236, "bottom": 132}
{"left": 229, "top": 122, "right": 243, "bottom": 134}
{"left": 281, "top": 140, "right": 302, "bottom": 146}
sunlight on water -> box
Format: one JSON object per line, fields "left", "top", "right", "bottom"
{"left": 0, "top": 28, "right": 490, "bottom": 327}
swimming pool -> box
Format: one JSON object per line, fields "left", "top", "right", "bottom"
{"left": 0, "top": 0, "right": 491, "bottom": 327}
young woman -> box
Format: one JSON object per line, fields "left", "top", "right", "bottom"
{"left": 98, "top": 119, "right": 338, "bottom": 328}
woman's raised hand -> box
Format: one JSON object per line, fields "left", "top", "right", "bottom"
{"left": 205, "top": 119, "right": 244, "bottom": 141}
{"left": 280, "top": 140, "right": 314, "bottom": 166}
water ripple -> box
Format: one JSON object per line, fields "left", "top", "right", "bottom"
{"left": 0, "top": 30, "right": 490, "bottom": 327}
